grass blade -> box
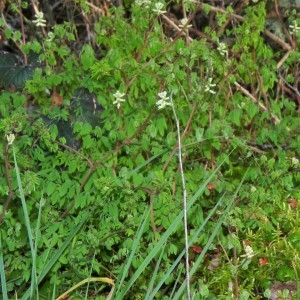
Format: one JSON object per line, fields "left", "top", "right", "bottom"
{"left": 114, "top": 207, "right": 150, "bottom": 298}
{"left": 172, "top": 169, "right": 249, "bottom": 299}
{"left": 84, "top": 251, "right": 96, "bottom": 299}
{"left": 0, "top": 233, "right": 8, "bottom": 300}
{"left": 22, "top": 212, "right": 90, "bottom": 300}
{"left": 116, "top": 156, "right": 226, "bottom": 297}
{"left": 148, "top": 193, "right": 226, "bottom": 299}
{"left": 12, "top": 145, "right": 36, "bottom": 299}
{"left": 32, "top": 196, "right": 44, "bottom": 299}
{"left": 56, "top": 277, "right": 114, "bottom": 300}
{"left": 145, "top": 242, "right": 166, "bottom": 299}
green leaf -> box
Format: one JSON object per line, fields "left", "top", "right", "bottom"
{"left": 212, "top": 139, "right": 221, "bottom": 150}
{"left": 132, "top": 173, "right": 144, "bottom": 187}
{"left": 82, "top": 135, "right": 94, "bottom": 148}
{"left": 0, "top": 51, "right": 35, "bottom": 88}
{"left": 228, "top": 109, "right": 241, "bottom": 126}
{"left": 46, "top": 182, "right": 57, "bottom": 196}
{"left": 81, "top": 123, "right": 92, "bottom": 135}
{"left": 80, "top": 45, "right": 96, "bottom": 70}
{"left": 59, "top": 181, "right": 71, "bottom": 197}
{"left": 287, "top": 232, "right": 300, "bottom": 251}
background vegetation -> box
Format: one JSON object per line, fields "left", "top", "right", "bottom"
{"left": 0, "top": 0, "right": 300, "bottom": 299}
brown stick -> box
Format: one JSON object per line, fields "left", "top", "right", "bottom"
{"left": 199, "top": 3, "right": 292, "bottom": 51}
{"left": 234, "top": 82, "right": 280, "bottom": 124}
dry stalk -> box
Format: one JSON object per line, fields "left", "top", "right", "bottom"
{"left": 169, "top": 92, "right": 191, "bottom": 300}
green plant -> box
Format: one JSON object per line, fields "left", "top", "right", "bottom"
{"left": 1, "top": 0, "right": 300, "bottom": 298}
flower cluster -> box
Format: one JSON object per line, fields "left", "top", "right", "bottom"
{"left": 217, "top": 42, "right": 228, "bottom": 57}
{"left": 113, "top": 91, "right": 125, "bottom": 109}
{"left": 156, "top": 91, "right": 171, "bottom": 110}
{"left": 6, "top": 133, "right": 15, "bottom": 145}
{"left": 241, "top": 245, "right": 255, "bottom": 259}
{"left": 289, "top": 21, "right": 300, "bottom": 35}
{"left": 152, "top": 2, "right": 166, "bottom": 15}
{"left": 291, "top": 157, "right": 299, "bottom": 166}
{"left": 204, "top": 78, "right": 216, "bottom": 94}
{"left": 179, "top": 18, "right": 192, "bottom": 31}
{"left": 32, "top": 11, "right": 46, "bottom": 27}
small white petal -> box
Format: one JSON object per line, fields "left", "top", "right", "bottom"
{"left": 6, "top": 133, "right": 15, "bottom": 145}
{"left": 113, "top": 91, "right": 125, "bottom": 98}
{"left": 152, "top": 2, "right": 166, "bottom": 14}
{"left": 179, "top": 18, "right": 192, "bottom": 29}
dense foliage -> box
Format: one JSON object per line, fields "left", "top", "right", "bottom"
{"left": 0, "top": 0, "right": 300, "bottom": 299}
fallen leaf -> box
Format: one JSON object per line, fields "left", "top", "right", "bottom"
{"left": 287, "top": 198, "right": 298, "bottom": 209}
{"left": 191, "top": 245, "right": 202, "bottom": 254}
{"left": 51, "top": 90, "right": 64, "bottom": 109}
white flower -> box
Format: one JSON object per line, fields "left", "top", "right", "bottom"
{"left": 291, "top": 157, "right": 299, "bottom": 166}
{"left": 152, "top": 2, "right": 166, "bottom": 14}
{"left": 6, "top": 133, "right": 15, "bottom": 145}
{"left": 241, "top": 245, "right": 255, "bottom": 259}
{"left": 217, "top": 42, "right": 228, "bottom": 57}
{"left": 156, "top": 91, "right": 171, "bottom": 110}
{"left": 32, "top": 11, "right": 46, "bottom": 27}
{"left": 289, "top": 21, "right": 300, "bottom": 35}
{"left": 179, "top": 18, "right": 192, "bottom": 30}
{"left": 113, "top": 91, "right": 125, "bottom": 109}
{"left": 204, "top": 78, "right": 216, "bottom": 94}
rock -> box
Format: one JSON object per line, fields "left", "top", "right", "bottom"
{"left": 269, "top": 281, "right": 297, "bottom": 300}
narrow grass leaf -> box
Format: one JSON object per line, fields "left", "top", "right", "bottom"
{"left": 145, "top": 242, "right": 167, "bottom": 299}
{"left": 0, "top": 233, "right": 8, "bottom": 300}
{"left": 84, "top": 251, "right": 96, "bottom": 299}
{"left": 148, "top": 193, "right": 226, "bottom": 299}
{"left": 51, "top": 275, "right": 57, "bottom": 300}
{"left": 12, "top": 145, "right": 36, "bottom": 299}
{"left": 22, "top": 212, "right": 90, "bottom": 300}
{"left": 172, "top": 169, "right": 248, "bottom": 299}
{"left": 130, "top": 149, "right": 168, "bottom": 175}
{"left": 56, "top": 277, "right": 114, "bottom": 300}
{"left": 170, "top": 265, "right": 183, "bottom": 299}
{"left": 114, "top": 207, "right": 150, "bottom": 298}
{"left": 32, "top": 196, "right": 44, "bottom": 298}
{"left": 117, "top": 155, "right": 227, "bottom": 297}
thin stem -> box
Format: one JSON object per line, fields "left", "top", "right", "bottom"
{"left": 169, "top": 92, "right": 190, "bottom": 300}
{"left": 233, "top": 245, "right": 239, "bottom": 299}
{"left": 60, "top": 108, "right": 156, "bottom": 218}
{"left": 18, "top": 1, "right": 27, "bottom": 64}
{"left": 0, "top": 140, "right": 14, "bottom": 223}
{"left": 162, "top": 103, "right": 197, "bottom": 173}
